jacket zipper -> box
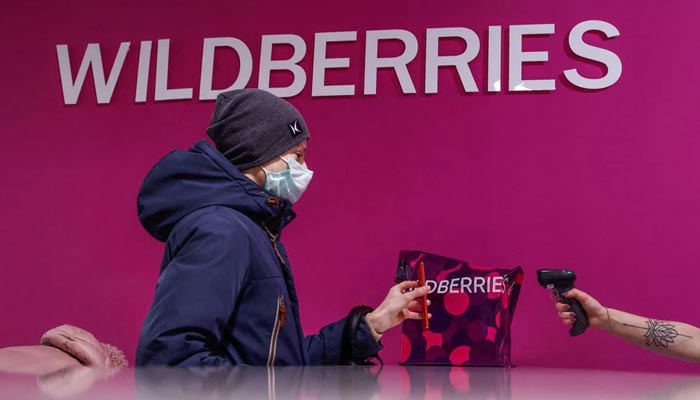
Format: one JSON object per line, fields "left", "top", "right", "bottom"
{"left": 267, "top": 294, "right": 285, "bottom": 366}
{"left": 263, "top": 224, "right": 288, "bottom": 268}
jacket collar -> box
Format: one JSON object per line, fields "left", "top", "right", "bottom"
{"left": 194, "top": 140, "right": 296, "bottom": 235}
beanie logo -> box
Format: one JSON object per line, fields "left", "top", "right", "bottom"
{"left": 289, "top": 120, "right": 303, "bottom": 137}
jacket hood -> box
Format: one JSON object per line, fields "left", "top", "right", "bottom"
{"left": 137, "top": 140, "right": 295, "bottom": 242}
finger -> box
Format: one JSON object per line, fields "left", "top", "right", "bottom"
{"left": 397, "top": 280, "right": 421, "bottom": 292}
{"left": 558, "top": 311, "right": 576, "bottom": 319}
{"left": 406, "top": 300, "right": 420, "bottom": 309}
{"left": 406, "top": 299, "right": 432, "bottom": 309}
{"left": 550, "top": 291, "right": 559, "bottom": 301}
{"left": 406, "top": 300, "right": 427, "bottom": 310}
{"left": 563, "top": 318, "right": 575, "bottom": 326}
{"left": 405, "top": 285, "right": 430, "bottom": 300}
{"left": 404, "top": 311, "right": 433, "bottom": 320}
{"left": 555, "top": 303, "right": 570, "bottom": 312}
{"left": 564, "top": 288, "right": 588, "bottom": 300}
{"left": 403, "top": 311, "right": 425, "bottom": 320}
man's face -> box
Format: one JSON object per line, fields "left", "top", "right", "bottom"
{"left": 260, "top": 140, "right": 309, "bottom": 173}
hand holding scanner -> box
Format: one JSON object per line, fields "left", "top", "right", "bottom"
{"left": 537, "top": 269, "right": 589, "bottom": 336}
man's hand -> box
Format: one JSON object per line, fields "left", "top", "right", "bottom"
{"left": 366, "top": 281, "right": 431, "bottom": 334}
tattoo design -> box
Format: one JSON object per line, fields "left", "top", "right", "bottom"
{"left": 622, "top": 320, "right": 692, "bottom": 348}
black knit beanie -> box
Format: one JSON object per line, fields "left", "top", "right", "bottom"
{"left": 206, "top": 89, "right": 310, "bottom": 170}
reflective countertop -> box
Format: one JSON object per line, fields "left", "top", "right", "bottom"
{"left": 1, "top": 365, "right": 698, "bottom": 399}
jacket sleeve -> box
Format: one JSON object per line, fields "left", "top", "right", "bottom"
{"left": 303, "top": 315, "right": 383, "bottom": 365}
{"left": 136, "top": 213, "right": 250, "bottom": 367}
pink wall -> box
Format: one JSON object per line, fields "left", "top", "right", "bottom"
{"left": 2, "top": 0, "right": 700, "bottom": 373}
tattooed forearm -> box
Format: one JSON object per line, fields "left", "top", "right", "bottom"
{"left": 622, "top": 320, "right": 693, "bottom": 348}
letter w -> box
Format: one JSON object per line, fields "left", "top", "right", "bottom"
{"left": 56, "top": 43, "right": 130, "bottom": 105}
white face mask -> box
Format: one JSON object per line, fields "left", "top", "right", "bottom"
{"left": 261, "top": 156, "right": 314, "bottom": 204}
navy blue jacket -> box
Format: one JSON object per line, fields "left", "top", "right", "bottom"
{"left": 135, "top": 140, "right": 381, "bottom": 366}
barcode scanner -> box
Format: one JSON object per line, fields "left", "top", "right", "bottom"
{"left": 537, "top": 269, "right": 589, "bottom": 336}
